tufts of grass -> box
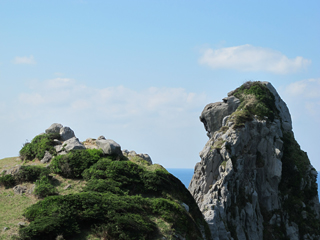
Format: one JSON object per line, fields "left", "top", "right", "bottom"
{"left": 212, "top": 138, "right": 225, "bottom": 150}
{"left": 230, "top": 81, "right": 279, "bottom": 128}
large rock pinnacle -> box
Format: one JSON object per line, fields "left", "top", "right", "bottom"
{"left": 189, "top": 81, "right": 320, "bottom": 240}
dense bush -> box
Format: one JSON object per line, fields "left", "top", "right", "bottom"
{"left": 20, "top": 192, "right": 157, "bottom": 240}
{"left": 15, "top": 165, "right": 51, "bottom": 183}
{"left": 50, "top": 149, "right": 104, "bottom": 178}
{"left": 83, "top": 158, "right": 171, "bottom": 195}
{"left": 0, "top": 165, "right": 50, "bottom": 188}
{"left": 19, "top": 133, "right": 59, "bottom": 161}
{"left": 0, "top": 174, "right": 16, "bottom": 188}
{"left": 34, "top": 176, "right": 57, "bottom": 198}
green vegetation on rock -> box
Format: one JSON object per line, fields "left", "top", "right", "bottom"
{"left": 19, "top": 133, "right": 59, "bottom": 161}
{"left": 279, "top": 131, "right": 320, "bottom": 237}
{"left": 230, "top": 81, "right": 279, "bottom": 128}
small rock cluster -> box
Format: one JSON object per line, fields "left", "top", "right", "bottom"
{"left": 122, "top": 150, "right": 153, "bottom": 165}
{"left": 43, "top": 123, "right": 86, "bottom": 162}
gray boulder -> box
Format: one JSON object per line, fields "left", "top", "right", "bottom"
{"left": 13, "top": 185, "right": 27, "bottom": 195}
{"left": 63, "top": 137, "right": 85, "bottom": 152}
{"left": 96, "top": 139, "right": 122, "bottom": 156}
{"left": 45, "top": 123, "right": 63, "bottom": 135}
{"left": 40, "top": 151, "right": 53, "bottom": 163}
{"left": 60, "top": 126, "right": 75, "bottom": 141}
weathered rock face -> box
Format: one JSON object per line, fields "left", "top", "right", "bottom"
{"left": 189, "top": 81, "right": 320, "bottom": 240}
{"left": 200, "top": 96, "right": 240, "bottom": 138}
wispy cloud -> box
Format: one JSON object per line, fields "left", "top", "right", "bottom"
{"left": 285, "top": 78, "right": 320, "bottom": 99}
{"left": 199, "top": 44, "right": 311, "bottom": 74}
{"left": 13, "top": 55, "right": 36, "bottom": 64}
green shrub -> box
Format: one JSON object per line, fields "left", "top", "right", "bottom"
{"left": 20, "top": 192, "right": 156, "bottom": 240}
{"left": 19, "top": 215, "right": 80, "bottom": 240}
{"left": 0, "top": 174, "right": 16, "bottom": 188}
{"left": 19, "top": 133, "right": 59, "bottom": 161}
{"left": 84, "top": 179, "right": 123, "bottom": 194}
{"left": 34, "top": 176, "right": 57, "bottom": 198}
{"left": 50, "top": 149, "right": 103, "bottom": 178}
{"left": 83, "top": 158, "right": 171, "bottom": 195}
{"left": 15, "top": 165, "right": 51, "bottom": 183}
{"left": 151, "top": 198, "right": 184, "bottom": 222}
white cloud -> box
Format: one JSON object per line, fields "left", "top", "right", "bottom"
{"left": 16, "top": 78, "right": 208, "bottom": 128}
{"left": 284, "top": 78, "right": 320, "bottom": 117}
{"left": 285, "top": 78, "right": 320, "bottom": 99}
{"left": 199, "top": 44, "right": 311, "bottom": 74}
{"left": 13, "top": 55, "right": 36, "bottom": 64}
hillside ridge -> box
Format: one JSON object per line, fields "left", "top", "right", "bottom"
{"left": 0, "top": 124, "right": 212, "bottom": 240}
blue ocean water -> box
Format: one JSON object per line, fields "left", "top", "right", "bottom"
{"left": 167, "top": 168, "right": 194, "bottom": 189}
{"left": 168, "top": 169, "right": 320, "bottom": 199}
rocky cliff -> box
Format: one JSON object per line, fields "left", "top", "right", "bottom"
{"left": 188, "top": 81, "right": 320, "bottom": 240}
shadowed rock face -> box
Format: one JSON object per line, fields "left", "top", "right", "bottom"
{"left": 189, "top": 81, "right": 320, "bottom": 240}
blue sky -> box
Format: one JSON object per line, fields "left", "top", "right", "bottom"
{"left": 0, "top": 0, "right": 319, "bottom": 169}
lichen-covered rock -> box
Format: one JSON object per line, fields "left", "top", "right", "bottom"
{"left": 189, "top": 81, "right": 320, "bottom": 240}
{"left": 83, "top": 138, "right": 99, "bottom": 149}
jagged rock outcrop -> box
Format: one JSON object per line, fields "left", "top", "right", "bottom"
{"left": 45, "top": 123, "right": 86, "bottom": 156}
{"left": 122, "top": 150, "right": 153, "bottom": 165}
{"left": 189, "top": 81, "right": 320, "bottom": 240}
